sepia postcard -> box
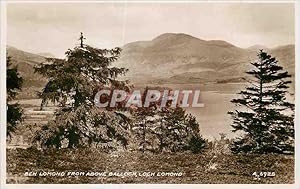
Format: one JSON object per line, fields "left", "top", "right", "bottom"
{"left": 0, "top": 1, "right": 299, "bottom": 189}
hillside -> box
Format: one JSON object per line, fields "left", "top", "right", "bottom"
{"left": 115, "top": 33, "right": 294, "bottom": 86}
{"left": 7, "top": 46, "right": 47, "bottom": 98}
{"left": 7, "top": 33, "right": 295, "bottom": 98}
{"left": 115, "top": 33, "right": 247, "bottom": 84}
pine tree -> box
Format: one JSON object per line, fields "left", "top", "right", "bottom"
{"left": 131, "top": 88, "right": 206, "bottom": 153}
{"left": 7, "top": 56, "right": 23, "bottom": 138}
{"left": 130, "top": 87, "right": 160, "bottom": 152}
{"left": 161, "top": 107, "right": 206, "bottom": 153}
{"left": 34, "top": 33, "right": 131, "bottom": 148}
{"left": 228, "top": 50, "right": 294, "bottom": 154}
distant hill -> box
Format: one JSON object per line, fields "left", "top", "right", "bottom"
{"left": 115, "top": 33, "right": 294, "bottom": 87}
{"left": 7, "top": 46, "right": 48, "bottom": 99}
{"left": 7, "top": 46, "right": 47, "bottom": 88}
{"left": 7, "top": 46, "right": 45, "bottom": 65}
{"left": 116, "top": 33, "right": 247, "bottom": 84}
{"left": 7, "top": 33, "right": 295, "bottom": 98}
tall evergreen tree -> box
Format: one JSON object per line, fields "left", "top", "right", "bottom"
{"left": 160, "top": 107, "right": 206, "bottom": 153}
{"left": 7, "top": 56, "right": 23, "bottom": 138}
{"left": 131, "top": 88, "right": 206, "bottom": 153}
{"left": 34, "top": 33, "right": 131, "bottom": 148}
{"left": 228, "top": 50, "right": 294, "bottom": 154}
{"left": 130, "top": 87, "right": 161, "bottom": 153}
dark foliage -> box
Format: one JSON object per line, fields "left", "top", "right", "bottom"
{"left": 34, "top": 34, "right": 131, "bottom": 148}
{"left": 228, "top": 50, "right": 294, "bottom": 154}
{"left": 131, "top": 88, "right": 206, "bottom": 153}
{"left": 7, "top": 56, "right": 23, "bottom": 137}
{"left": 188, "top": 135, "right": 207, "bottom": 153}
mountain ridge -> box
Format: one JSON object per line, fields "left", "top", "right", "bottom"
{"left": 115, "top": 33, "right": 294, "bottom": 85}
{"left": 6, "top": 33, "right": 294, "bottom": 98}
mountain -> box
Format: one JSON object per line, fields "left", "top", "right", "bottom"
{"left": 7, "top": 46, "right": 45, "bottom": 65}
{"left": 7, "top": 46, "right": 47, "bottom": 88}
{"left": 269, "top": 44, "right": 295, "bottom": 75}
{"left": 115, "top": 33, "right": 294, "bottom": 86}
{"left": 116, "top": 33, "right": 247, "bottom": 84}
{"left": 7, "top": 46, "right": 48, "bottom": 98}
{"left": 7, "top": 33, "right": 295, "bottom": 98}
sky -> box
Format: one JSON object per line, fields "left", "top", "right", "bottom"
{"left": 7, "top": 2, "right": 295, "bottom": 58}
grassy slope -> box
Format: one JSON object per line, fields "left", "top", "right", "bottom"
{"left": 7, "top": 148, "right": 294, "bottom": 184}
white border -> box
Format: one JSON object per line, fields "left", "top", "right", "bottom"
{"left": 0, "top": 1, "right": 7, "bottom": 189}
{"left": 0, "top": 1, "right": 299, "bottom": 189}
{"left": 294, "top": 0, "right": 299, "bottom": 188}
{"left": 1, "top": 0, "right": 298, "bottom": 3}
